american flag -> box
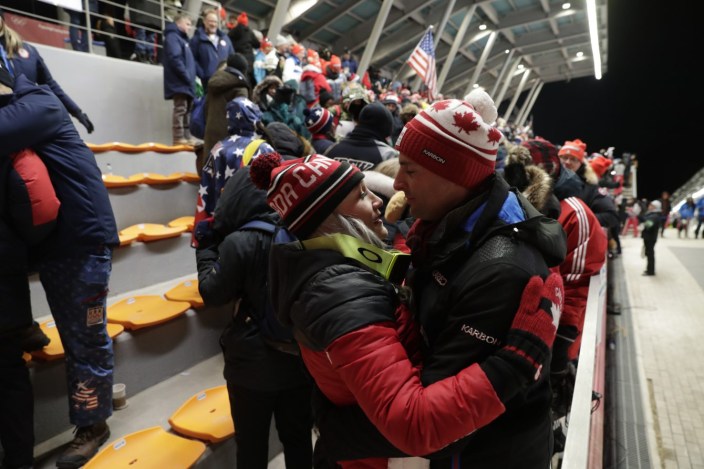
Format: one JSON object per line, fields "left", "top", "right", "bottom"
{"left": 407, "top": 28, "right": 437, "bottom": 101}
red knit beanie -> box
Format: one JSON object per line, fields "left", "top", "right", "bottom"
{"left": 250, "top": 153, "right": 363, "bottom": 238}
{"left": 558, "top": 139, "right": 587, "bottom": 162}
{"left": 395, "top": 89, "right": 503, "bottom": 188}
{"left": 237, "top": 12, "right": 248, "bottom": 26}
{"left": 589, "top": 155, "right": 612, "bottom": 178}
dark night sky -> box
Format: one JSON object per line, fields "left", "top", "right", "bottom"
{"left": 528, "top": 0, "right": 701, "bottom": 201}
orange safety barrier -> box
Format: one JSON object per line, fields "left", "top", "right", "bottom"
{"left": 107, "top": 296, "right": 191, "bottom": 330}
{"left": 87, "top": 142, "right": 194, "bottom": 154}
{"left": 31, "top": 320, "right": 125, "bottom": 361}
{"left": 84, "top": 426, "right": 205, "bottom": 469}
{"left": 169, "top": 386, "right": 234, "bottom": 443}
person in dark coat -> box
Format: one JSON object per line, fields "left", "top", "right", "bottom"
{"left": 196, "top": 167, "right": 314, "bottom": 468}
{"left": 127, "top": 0, "right": 161, "bottom": 62}
{"left": 163, "top": 14, "right": 196, "bottom": 145}
{"left": 198, "top": 53, "right": 250, "bottom": 174}
{"left": 190, "top": 9, "right": 235, "bottom": 88}
{"left": 0, "top": 72, "right": 118, "bottom": 469}
{"left": 324, "top": 102, "right": 397, "bottom": 170}
{"left": 641, "top": 200, "right": 662, "bottom": 275}
{"left": 227, "top": 12, "right": 259, "bottom": 84}
{"left": 0, "top": 14, "right": 94, "bottom": 133}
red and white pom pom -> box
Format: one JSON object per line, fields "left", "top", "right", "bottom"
{"left": 249, "top": 152, "right": 282, "bottom": 190}
{"left": 464, "top": 88, "right": 498, "bottom": 125}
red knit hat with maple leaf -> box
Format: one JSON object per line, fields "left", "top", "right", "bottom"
{"left": 395, "top": 89, "right": 503, "bottom": 188}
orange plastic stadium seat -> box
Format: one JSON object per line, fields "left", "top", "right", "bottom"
{"left": 31, "top": 320, "right": 125, "bottom": 361}
{"left": 169, "top": 386, "right": 234, "bottom": 443}
{"left": 181, "top": 172, "right": 200, "bottom": 183}
{"left": 142, "top": 173, "right": 184, "bottom": 185}
{"left": 102, "top": 174, "right": 146, "bottom": 188}
{"left": 107, "top": 296, "right": 190, "bottom": 330}
{"left": 119, "top": 224, "right": 187, "bottom": 242}
{"left": 164, "top": 279, "right": 203, "bottom": 308}
{"left": 167, "top": 216, "right": 195, "bottom": 232}
{"left": 83, "top": 426, "right": 205, "bottom": 469}
{"left": 118, "top": 231, "right": 139, "bottom": 247}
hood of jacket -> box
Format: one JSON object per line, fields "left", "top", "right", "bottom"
{"left": 207, "top": 67, "right": 250, "bottom": 95}
{"left": 225, "top": 96, "right": 261, "bottom": 134}
{"left": 164, "top": 21, "right": 187, "bottom": 40}
{"left": 213, "top": 166, "right": 277, "bottom": 236}
{"left": 266, "top": 122, "right": 304, "bottom": 158}
{"left": 552, "top": 166, "right": 585, "bottom": 200}
{"left": 253, "top": 75, "right": 283, "bottom": 106}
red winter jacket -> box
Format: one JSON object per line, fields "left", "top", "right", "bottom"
{"left": 557, "top": 196, "right": 607, "bottom": 359}
{"left": 269, "top": 244, "right": 507, "bottom": 466}
{"left": 300, "top": 67, "right": 332, "bottom": 108}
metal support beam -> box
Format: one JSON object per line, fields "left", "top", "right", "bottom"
{"left": 186, "top": 0, "right": 203, "bottom": 20}
{"left": 356, "top": 0, "right": 395, "bottom": 81}
{"left": 518, "top": 81, "right": 543, "bottom": 127}
{"left": 267, "top": 0, "right": 292, "bottom": 41}
{"left": 298, "top": 0, "right": 365, "bottom": 40}
{"left": 502, "top": 68, "right": 531, "bottom": 122}
{"left": 490, "top": 49, "right": 515, "bottom": 96}
{"left": 464, "top": 30, "right": 497, "bottom": 95}
{"left": 495, "top": 57, "right": 521, "bottom": 106}
{"left": 437, "top": 5, "right": 476, "bottom": 93}
{"left": 515, "top": 78, "right": 540, "bottom": 126}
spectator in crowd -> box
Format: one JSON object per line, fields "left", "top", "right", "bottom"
{"left": 622, "top": 197, "right": 642, "bottom": 237}
{"left": 264, "top": 121, "right": 312, "bottom": 159}
{"left": 282, "top": 43, "right": 304, "bottom": 84}
{"left": 304, "top": 106, "right": 336, "bottom": 154}
{"left": 1, "top": 68, "right": 118, "bottom": 469}
{"left": 199, "top": 53, "right": 250, "bottom": 174}
{"left": 249, "top": 151, "right": 563, "bottom": 467}
{"left": 127, "top": 0, "right": 160, "bottom": 63}
{"left": 324, "top": 55, "right": 344, "bottom": 102}
{"left": 253, "top": 37, "right": 276, "bottom": 84}
{"left": 0, "top": 11, "right": 94, "bottom": 133}
{"left": 65, "top": 1, "right": 97, "bottom": 53}
{"left": 190, "top": 9, "right": 234, "bottom": 88}
{"left": 325, "top": 102, "right": 396, "bottom": 170}
{"left": 677, "top": 196, "right": 696, "bottom": 238}
{"left": 272, "top": 34, "right": 290, "bottom": 79}
{"left": 641, "top": 200, "right": 662, "bottom": 275}
{"left": 381, "top": 92, "right": 404, "bottom": 144}
{"left": 658, "top": 191, "right": 671, "bottom": 236}
{"left": 316, "top": 90, "right": 566, "bottom": 467}
{"left": 227, "top": 12, "right": 259, "bottom": 84}
{"left": 340, "top": 48, "right": 357, "bottom": 75}
{"left": 694, "top": 197, "right": 704, "bottom": 239}
{"left": 195, "top": 167, "right": 313, "bottom": 469}
{"left": 336, "top": 83, "right": 370, "bottom": 138}
{"left": 194, "top": 96, "right": 274, "bottom": 227}
{"left": 163, "top": 13, "right": 196, "bottom": 145}
{"left": 399, "top": 103, "right": 419, "bottom": 126}
{"left": 300, "top": 49, "right": 331, "bottom": 108}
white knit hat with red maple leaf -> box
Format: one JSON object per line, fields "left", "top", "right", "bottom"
{"left": 395, "top": 89, "right": 503, "bottom": 188}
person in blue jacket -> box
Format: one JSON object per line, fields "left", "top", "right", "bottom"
{"left": 163, "top": 13, "right": 196, "bottom": 145}
{"left": 0, "top": 10, "right": 94, "bottom": 133}
{"left": 190, "top": 9, "right": 234, "bottom": 88}
{"left": 0, "top": 71, "right": 118, "bottom": 468}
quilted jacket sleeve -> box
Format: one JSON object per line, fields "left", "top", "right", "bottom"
{"left": 324, "top": 324, "right": 506, "bottom": 456}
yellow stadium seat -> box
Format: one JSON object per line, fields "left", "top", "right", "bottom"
{"left": 102, "top": 174, "right": 146, "bottom": 188}
{"left": 107, "top": 296, "right": 190, "bottom": 330}
{"left": 31, "top": 320, "right": 124, "bottom": 361}
{"left": 167, "top": 216, "right": 195, "bottom": 232}
{"left": 181, "top": 172, "right": 200, "bottom": 183}
{"left": 83, "top": 426, "right": 205, "bottom": 469}
{"left": 142, "top": 173, "right": 185, "bottom": 185}
{"left": 164, "top": 279, "right": 203, "bottom": 308}
{"left": 169, "top": 386, "right": 234, "bottom": 443}
{"left": 118, "top": 231, "right": 139, "bottom": 247}
{"left": 119, "top": 224, "right": 187, "bottom": 242}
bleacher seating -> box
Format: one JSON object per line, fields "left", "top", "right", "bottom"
{"left": 107, "top": 295, "right": 191, "bottom": 330}
{"left": 169, "top": 386, "right": 235, "bottom": 444}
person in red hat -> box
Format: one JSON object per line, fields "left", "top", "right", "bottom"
{"left": 227, "top": 11, "right": 259, "bottom": 84}
{"left": 250, "top": 152, "right": 564, "bottom": 467}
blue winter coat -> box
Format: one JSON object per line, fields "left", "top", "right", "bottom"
{"left": 0, "top": 76, "right": 118, "bottom": 260}
{"left": 0, "top": 38, "right": 82, "bottom": 117}
{"left": 163, "top": 22, "right": 196, "bottom": 99}
{"left": 189, "top": 28, "right": 235, "bottom": 86}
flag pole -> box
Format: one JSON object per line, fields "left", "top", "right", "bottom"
{"left": 390, "top": 25, "right": 433, "bottom": 86}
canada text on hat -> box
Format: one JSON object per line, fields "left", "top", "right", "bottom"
{"left": 395, "top": 89, "right": 503, "bottom": 188}
{"left": 250, "top": 153, "right": 363, "bottom": 238}
{"left": 558, "top": 139, "right": 587, "bottom": 162}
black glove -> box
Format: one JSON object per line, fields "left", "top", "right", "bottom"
{"left": 77, "top": 112, "right": 95, "bottom": 133}
{"left": 551, "top": 324, "right": 578, "bottom": 376}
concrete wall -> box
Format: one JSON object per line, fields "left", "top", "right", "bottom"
{"left": 34, "top": 44, "right": 173, "bottom": 144}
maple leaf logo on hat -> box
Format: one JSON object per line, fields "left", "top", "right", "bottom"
{"left": 453, "top": 111, "right": 480, "bottom": 133}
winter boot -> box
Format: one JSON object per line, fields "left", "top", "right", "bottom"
{"left": 55, "top": 421, "right": 110, "bottom": 468}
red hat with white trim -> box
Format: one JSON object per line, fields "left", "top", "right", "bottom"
{"left": 558, "top": 139, "right": 587, "bottom": 162}
{"left": 394, "top": 89, "right": 503, "bottom": 188}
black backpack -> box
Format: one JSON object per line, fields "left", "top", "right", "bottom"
{"left": 238, "top": 220, "right": 299, "bottom": 354}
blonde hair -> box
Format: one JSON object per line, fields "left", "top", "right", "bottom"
{"left": 313, "top": 214, "right": 385, "bottom": 248}
{"left": 1, "top": 24, "right": 24, "bottom": 58}
{"left": 373, "top": 158, "right": 400, "bottom": 178}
